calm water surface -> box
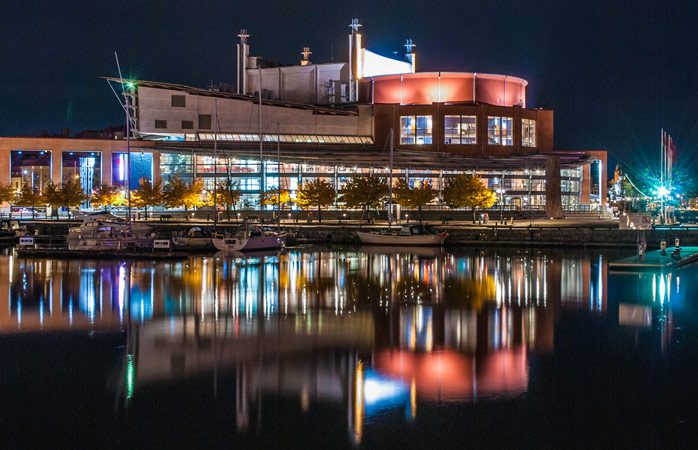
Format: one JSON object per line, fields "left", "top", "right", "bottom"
{"left": 2, "top": 246, "right": 698, "bottom": 449}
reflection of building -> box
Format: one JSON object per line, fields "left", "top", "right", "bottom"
{"left": 0, "top": 19, "right": 606, "bottom": 215}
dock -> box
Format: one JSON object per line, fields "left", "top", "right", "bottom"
{"left": 609, "top": 246, "right": 698, "bottom": 270}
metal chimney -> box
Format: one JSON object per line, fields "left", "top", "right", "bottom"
{"left": 300, "top": 47, "right": 312, "bottom": 66}
{"left": 236, "top": 29, "right": 250, "bottom": 94}
{"left": 404, "top": 39, "right": 416, "bottom": 73}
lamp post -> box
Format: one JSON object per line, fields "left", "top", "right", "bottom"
{"left": 497, "top": 188, "right": 505, "bottom": 223}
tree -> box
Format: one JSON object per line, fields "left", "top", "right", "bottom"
{"left": 163, "top": 175, "right": 208, "bottom": 220}
{"left": 339, "top": 175, "right": 388, "bottom": 221}
{"left": 295, "top": 179, "right": 337, "bottom": 222}
{"left": 442, "top": 174, "right": 497, "bottom": 222}
{"left": 214, "top": 179, "right": 241, "bottom": 221}
{"left": 91, "top": 184, "right": 125, "bottom": 211}
{"left": 0, "top": 183, "right": 15, "bottom": 205}
{"left": 14, "top": 184, "right": 43, "bottom": 219}
{"left": 262, "top": 188, "right": 291, "bottom": 209}
{"left": 43, "top": 182, "right": 62, "bottom": 219}
{"left": 131, "top": 177, "right": 163, "bottom": 219}
{"left": 59, "top": 179, "right": 90, "bottom": 216}
{"left": 393, "top": 178, "right": 438, "bottom": 221}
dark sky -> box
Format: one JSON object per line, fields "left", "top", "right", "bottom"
{"left": 2, "top": 0, "right": 697, "bottom": 179}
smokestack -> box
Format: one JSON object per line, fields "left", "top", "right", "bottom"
{"left": 300, "top": 47, "right": 312, "bottom": 66}
{"left": 348, "top": 18, "right": 362, "bottom": 102}
{"left": 236, "top": 29, "right": 250, "bottom": 94}
{"left": 404, "top": 39, "right": 416, "bottom": 73}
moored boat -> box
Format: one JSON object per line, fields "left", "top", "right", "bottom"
{"left": 171, "top": 227, "right": 214, "bottom": 250}
{"left": 213, "top": 225, "right": 286, "bottom": 252}
{"left": 356, "top": 223, "right": 446, "bottom": 246}
{"left": 66, "top": 212, "right": 154, "bottom": 251}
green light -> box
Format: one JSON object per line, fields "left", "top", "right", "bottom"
{"left": 126, "top": 353, "right": 135, "bottom": 399}
{"left": 126, "top": 81, "right": 135, "bottom": 89}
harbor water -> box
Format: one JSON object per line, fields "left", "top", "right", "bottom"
{"left": 2, "top": 246, "right": 697, "bottom": 449}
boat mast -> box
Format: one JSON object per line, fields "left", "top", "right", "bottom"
{"left": 213, "top": 99, "right": 218, "bottom": 227}
{"left": 388, "top": 128, "right": 394, "bottom": 226}
{"left": 277, "top": 122, "right": 281, "bottom": 233}
{"left": 258, "top": 67, "right": 264, "bottom": 212}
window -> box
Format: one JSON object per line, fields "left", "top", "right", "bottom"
{"left": 199, "top": 114, "right": 212, "bottom": 130}
{"left": 171, "top": 95, "right": 186, "bottom": 107}
{"left": 522, "top": 118, "right": 536, "bottom": 147}
{"left": 487, "top": 116, "right": 513, "bottom": 145}
{"left": 400, "top": 115, "right": 432, "bottom": 145}
{"left": 182, "top": 120, "right": 194, "bottom": 129}
{"left": 154, "top": 120, "right": 167, "bottom": 129}
{"left": 444, "top": 115, "right": 476, "bottom": 144}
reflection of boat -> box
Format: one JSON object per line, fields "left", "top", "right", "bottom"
{"left": 66, "top": 212, "right": 153, "bottom": 250}
{"left": 172, "top": 227, "right": 213, "bottom": 250}
{"left": 213, "top": 225, "right": 286, "bottom": 252}
{"left": 357, "top": 223, "right": 446, "bottom": 246}
{"left": 358, "top": 245, "right": 445, "bottom": 258}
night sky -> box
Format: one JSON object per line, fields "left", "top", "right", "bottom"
{"left": 2, "top": 0, "right": 696, "bottom": 181}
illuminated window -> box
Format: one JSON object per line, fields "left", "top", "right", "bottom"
{"left": 400, "top": 115, "right": 432, "bottom": 145}
{"left": 522, "top": 118, "right": 536, "bottom": 147}
{"left": 487, "top": 116, "right": 512, "bottom": 145}
{"left": 444, "top": 115, "right": 476, "bottom": 144}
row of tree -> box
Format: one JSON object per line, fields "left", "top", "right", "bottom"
{"left": 0, "top": 173, "right": 497, "bottom": 221}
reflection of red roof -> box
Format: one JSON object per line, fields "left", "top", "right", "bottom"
{"left": 375, "top": 348, "right": 528, "bottom": 402}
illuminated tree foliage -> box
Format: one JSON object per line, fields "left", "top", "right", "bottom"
{"left": 261, "top": 188, "right": 292, "bottom": 208}
{"left": 214, "top": 179, "right": 241, "bottom": 221}
{"left": 339, "top": 175, "right": 388, "bottom": 220}
{"left": 393, "top": 178, "right": 438, "bottom": 221}
{"left": 163, "top": 175, "right": 208, "bottom": 220}
{"left": 15, "top": 184, "right": 43, "bottom": 218}
{"left": 0, "top": 183, "right": 15, "bottom": 204}
{"left": 132, "top": 178, "right": 163, "bottom": 219}
{"left": 442, "top": 174, "right": 497, "bottom": 222}
{"left": 59, "top": 179, "right": 90, "bottom": 210}
{"left": 91, "top": 184, "right": 125, "bottom": 210}
{"left": 295, "top": 179, "right": 336, "bottom": 222}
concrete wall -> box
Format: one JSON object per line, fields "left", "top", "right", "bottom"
{"left": 137, "top": 86, "right": 370, "bottom": 137}
{"left": 246, "top": 63, "right": 349, "bottom": 104}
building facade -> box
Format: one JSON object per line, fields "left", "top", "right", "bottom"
{"left": 0, "top": 19, "right": 607, "bottom": 216}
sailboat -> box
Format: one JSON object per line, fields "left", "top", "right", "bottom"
{"left": 355, "top": 128, "right": 446, "bottom": 246}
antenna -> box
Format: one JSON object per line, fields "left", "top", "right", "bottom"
{"left": 404, "top": 39, "right": 415, "bottom": 53}
{"left": 348, "top": 18, "right": 362, "bottom": 33}
{"left": 237, "top": 29, "right": 249, "bottom": 43}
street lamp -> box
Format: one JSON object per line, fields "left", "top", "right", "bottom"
{"left": 496, "top": 188, "right": 505, "bottom": 223}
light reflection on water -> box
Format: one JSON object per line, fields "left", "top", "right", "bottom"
{"left": 1, "top": 246, "right": 690, "bottom": 447}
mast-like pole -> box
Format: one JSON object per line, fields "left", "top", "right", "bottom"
{"left": 213, "top": 99, "right": 218, "bottom": 226}
{"left": 388, "top": 128, "right": 394, "bottom": 226}
{"left": 126, "top": 95, "right": 132, "bottom": 230}
{"left": 258, "top": 68, "right": 264, "bottom": 211}
{"left": 277, "top": 122, "right": 281, "bottom": 233}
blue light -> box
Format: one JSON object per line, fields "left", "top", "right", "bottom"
{"left": 362, "top": 369, "right": 409, "bottom": 417}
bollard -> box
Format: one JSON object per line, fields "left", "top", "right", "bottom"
{"left": 660, "top": 239, "right": 667, "bottom": 254}
{"left": 675, "top": 236, "right": 680, "bottom": 248}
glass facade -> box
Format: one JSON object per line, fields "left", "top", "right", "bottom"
{"left": 444, "top": 115, "right": 477, "bottom": 144}
{"left": 400, "top": 116, "right": 433, "bottom": 145}
{"left": 62, "top": 151, "right": 101, "bottom": 195}
{"left": 522, "top": 119, "right": 536, "bottom": 147}
{"left": 10, "top": 150, "right": 52, "bottom": 193}
{"left": 112, "top": 153, "right": 154, "bottom": 189}
{"left": 487, "top": 117, "right": 513, "bottom": 145}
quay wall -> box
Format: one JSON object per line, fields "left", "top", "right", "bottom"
{"left": 15, "top": 221, "right": 698, "bottom": 248}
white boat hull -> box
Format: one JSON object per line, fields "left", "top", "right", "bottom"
{"left": 356, "top": 231, "right": 444, "bottom": 246}
{"left": 171, "top": 237, "right": 213, "bottom": 249}
{"left": 66, "top": 236, "right": 154, "bottom": 251}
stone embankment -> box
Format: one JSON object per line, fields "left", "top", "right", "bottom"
{"left": 15, "top": 219, "right": 698, "bottom": 248}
